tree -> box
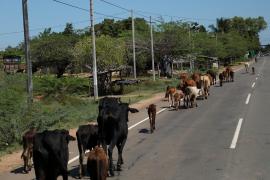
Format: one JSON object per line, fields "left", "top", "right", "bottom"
{"left": 72, "top": 35, "right": 126, "bottom": 72}
{"left": 63, "top": 23, "right": 74, "bottom": 35}
{"left": 31, "top": 34, "right": 77, "bottom": 78}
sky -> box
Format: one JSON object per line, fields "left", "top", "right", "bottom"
{"left": 0, "top": 0, "right": 270, "bottom": 50}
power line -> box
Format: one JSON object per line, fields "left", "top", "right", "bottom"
{"left": 98, "top": 0, "right": 216, "bottom": 23}
{"left": 52, "top": 0, "right": 128, "bottom": 20}
{"left": 99, "top": 0, "right": 130, "bottom": 12}
{"left": 136, "top": 10, "right": 216, "bottom": 22}
{"left": 0, "top": 20, "right": 91, "bottom": 37}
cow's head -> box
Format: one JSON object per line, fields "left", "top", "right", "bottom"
{"left": 98, "top": 97, "right": 121, "bottom": 121}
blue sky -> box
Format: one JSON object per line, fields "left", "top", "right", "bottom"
{"left": 0, "top": 0, "right": 270, "bottom": 50}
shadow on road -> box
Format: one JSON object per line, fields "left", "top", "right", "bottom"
{"left": 10, "top": 166, "right": 28, "bottom": 174}
{"left": 68, "top": 165, "right": 85, "bottom": 179}
{"left": 138, "top": 128, "right": 150, "bottom": 134}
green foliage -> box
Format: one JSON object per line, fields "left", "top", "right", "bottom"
{"left": 34, "top": 75, "right": 90, "bottom": 96}
{"left": 0, "top": 72, "right": 27, "bottom": 149}
{"left": 31, "top": 32, "right": 78, "bottom": 77}
{"left": 72, "top": 35, "right": 126, "bottom": 72}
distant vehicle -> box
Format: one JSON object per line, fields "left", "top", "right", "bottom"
{"left": 2, "top": 55, "right": 26, "bottom": 73}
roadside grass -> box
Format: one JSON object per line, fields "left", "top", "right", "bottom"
{"left": 0, "top": 73, "right": 178, "bottom": 156}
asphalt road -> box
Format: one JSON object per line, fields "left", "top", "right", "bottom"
{"left": 0, "top": 57, "right": 268, "bottom": 180}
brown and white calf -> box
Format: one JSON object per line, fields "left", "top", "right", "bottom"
{"left": 87, "top": 146, "right": 108, "bottom": 180}
{"left": 147, "top": 104, "right": 157, "bottom": 133}
{"left": 173, "top": 90, "right": 185, "bottom": 110}
{"left": 21, "top": 127, "right": 36, "bottom": 173}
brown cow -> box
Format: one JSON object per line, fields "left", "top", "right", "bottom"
{"left": 165, "top": 86, "right": 177, "bottom": 107}
{"left": 21, "top": 127, "right": 36, "bottom": 173}
{"left": 201, "top": 75, "right": 211, "bottom": 99}
{"left": 173, "top": 91, "right": 185, "bottom": 110}
{"left": 87, "top": 146, "right": 108, "bottom": 180}
{"left": 179, "top": 73, "right": 189, "bottom": 81}
{"left": 226, "top": 66, "right": 234, "bottom": 82}
{"left": 222, "top": 70, "right": 229, "bottom": 82}
{"left": 147, "top": 104, "right": 157, "bottom": 133}
{"left": 191, "top": 73, "right": 201, "bottom": 88}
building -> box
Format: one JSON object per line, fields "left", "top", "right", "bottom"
{"left": 3, "top": 55, "right": 25, "bottom": 73}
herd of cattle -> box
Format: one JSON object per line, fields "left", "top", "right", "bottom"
{"left": 21, "top": 97, "right": 139, "bottom": 180}
{"left": 165, "top": 67, "right": 234, "bottom": 109}
{"left": 19, "top": 66, "right": 238, "bottom": 180}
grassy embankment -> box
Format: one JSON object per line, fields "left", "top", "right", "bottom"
{"left": 0, "top": 71, "right": 178, "bottom": 156}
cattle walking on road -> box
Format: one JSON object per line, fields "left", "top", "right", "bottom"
{"left": 147, "top": 104, "right": 157, "bottom": 133}
{"left": 33, "top": 129, "right": 76, "bottom": 180}
{"left": 76, "top": 124, "right": 99, "bottom": 179}
{"left": 97, "top": 97, "right": 139, "bottom": 176}
{"left": 87, "top": 146, "right": 108, "bottom": 180}
{"left": 21, "top": 127, "right": 36, "bottom": 173}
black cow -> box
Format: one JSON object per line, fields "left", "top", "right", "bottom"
{"left": 97, "top": 97, "right": 139, "bottom": 176}
{"left": 219, "top": 73, "right": 224, "bottom": 87}
{"left": 207, "top": 69, "right": 217, "bottom": 85}
{"left": 76, "top": 124, "right": 99, "bottom": 179}
{"left": 33, "top": 129, "right": 76, "bottom": 180}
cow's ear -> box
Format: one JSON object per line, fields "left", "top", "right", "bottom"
{"left": 129, "top": 108, "right": 139, "bottom": 113}
{"left": 67, "top": 135, "right": 76, "bottom": 141}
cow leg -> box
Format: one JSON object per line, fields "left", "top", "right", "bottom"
{"left": 108, "top": 141, "right": 116, "bottom": 176}
{"left": 116, "top": 138, "right": 127, "bottom": 171}
{"left": 149, "top": 114, "right": 153, "bottom": 133}
{"left": 79, "top": 153, "right": 84, "bottom": 178}
{"left": 26, "top": 149, "right": 31, "bottom": 172}
{"left": 153, "top": 113, "right": 156, "bottom": 130}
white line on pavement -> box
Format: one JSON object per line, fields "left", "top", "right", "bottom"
{"left": 256, "top": 77, "right": 258, "bottom": 80}
{"left": 68, "top": 107, "right": 167, "bottom": 165}
{"left": 245, "top": 93, "right": 251, "bottom": 104}
{"left": 230, "top": 118, "right": 244, "bottom": 149}
{"left": 252, "top": 82, "right": 256, "bottom": 88}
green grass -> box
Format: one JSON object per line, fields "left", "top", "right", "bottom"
{"left": 0, "top": 73, "right": 178, "bottom": 156}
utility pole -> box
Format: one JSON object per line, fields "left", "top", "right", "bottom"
{"left": 131, "top": 9, "right": 136, "bottom": 79}
{"left": 22, "top": 0, "right": 33, "bottom": 106}
{"left": 90, "top": 0, "right": 98, "bottom": 101}
{"left": 150, "top": 16, "right": 155, "bottom": 81}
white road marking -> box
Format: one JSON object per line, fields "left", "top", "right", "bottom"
{"left": 245, "top": 93, "right": 251, "bottom": 104}
{"left": 252, "top": 82, "right": 256, "bottom": 88}
{"left": 230, "top": 118, "right": 244, "bottom": 149}
{"left": 68, "top": 107, "right": 167, "bottom": 165}
{"left": 256, "top": 77, "right": 258, "bottom": 80}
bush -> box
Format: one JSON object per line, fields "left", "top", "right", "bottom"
{"left": 34, "top": 75, "right": 90, "bottom": 96}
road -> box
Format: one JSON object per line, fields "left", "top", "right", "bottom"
{"left": 0, "top": 56, "right": 269, "bottom": 180}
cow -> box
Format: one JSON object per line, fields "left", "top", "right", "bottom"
{"left": 229, "top": 70, "right": 234, "bottom": 82}
{"left": 206, "top": 70, "right": 217, "bottom": 85}
{"left": 191, "top": 72, "right": 201, "bottom": 88}
{"left": 226, "top": 66, "right": 234, "bottom": 82}
{"left": 184, "top": 86, "right": 200, "bottom": 108}
{"left": 219, "top": 73, "right": 224, "bottom": 87}
{"left": 147, "top": 104, "right": 157, "bottom": 133}
{"left": 76, "top": 124, "right": 99, "bottom": 179}
{"left": 33, "top": 129, "right": 76, "bottom": 180}
{"left": 173, "top": 90, "right": 185, "bottom": 110}
{"left": 179, "top": 73, "right": 189, "bottom": 81}
{"left": 87, "top": 146, "right": 108, "bottom": 180}
{"left": 21, "top": 127, "right": 36, "bottom": 173}
{"left": 244, "top": 62, "right": 250, "bottom": 73}
{"left": 165, "top": 86, "right": 177, "bottom": 107}
{"left": 97, "top": 97, "right": 139, "bottom": 176}
{"left": 200, "top": 75, "right": 211, "bottom": 99}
